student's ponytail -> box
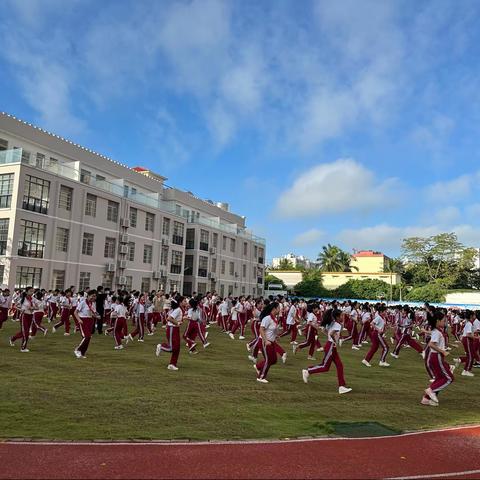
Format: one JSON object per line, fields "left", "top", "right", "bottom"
{"left": 260, "top": 301, "right": 279, "bottom": 320}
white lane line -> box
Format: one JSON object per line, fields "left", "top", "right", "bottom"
{"left": 387, "top": 468, "right": 480, "bottom": 479}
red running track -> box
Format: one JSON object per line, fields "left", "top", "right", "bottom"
{"left": 1, "top": 425, "right": 480, "bottom": 479}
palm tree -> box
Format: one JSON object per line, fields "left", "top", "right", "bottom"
{"left": 385, "top": 257, "right": 404, "bottom": 301}
{"left": 317, "top": 244, "right": 349, "bottom": 272}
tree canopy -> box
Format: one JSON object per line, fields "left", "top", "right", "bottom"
{"left": 317, "top": 244, "right": 356, "bottom": 272}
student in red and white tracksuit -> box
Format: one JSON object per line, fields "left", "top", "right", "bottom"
{"left": 362, "top": 306, "right": 390, "bottom": 367}
{"left": 113, "top": 298, "right": 129, "bottom": 350}
{"left": 48, "top": 290, "right": 59, "bottom": 323}
{"left": 0, "top": 289, "right": 10, "bottom": 329}
{"left": 219, "top": 299, "right": 229, "bottom": 332}
{"left": 358, "top": 306, "right": 372, "bottom": 345}
{"left": 391, "top": 307, "right": 423, "bottom": 358}
{"left": 473, "top": 313, "right": 480, "bottom": 367}
{"left": 279, "top": 300, "right": 299, "bottom": 344}
{"left": 254, "top": 302, "right": 281, "bottom": 383}
{"left": 129, "top": 293, "right": 146, "bottom": 342}
{"left": 342, "top": 302, "right": 360, "bottom": 349}
{"left": 53, "top": 290, "right": 73, "bottom": 335}
{"left": 294, "top": 303, "right": 320, "bottom": 360}
{"left": 228, "top": 300, "right": 240, "bottom": 339}
{"left": 10, "top": 288, "right": 35, "bottom": 352}
{"left": 183, "top": 298, "right": 210, "bottom": 354}
{"left": 73, "top": 290, "right": 99, "bottom": 358}
{"left": 155, "top": 297, "right": 187, "bottom": 370}
{"left": 421, "top": 309, "right": 454, "bottom": 406}
{"left": 302, "top": 308, "right": 352, "bottom": 395}
{"left": 30, "top": 291, "right": 47, "bottom": 337}
{"left": 247, "top": 300, "right": 264, "bottom": 361}
{"left": 456, "top": 311, "right": 475, "bottom": 377}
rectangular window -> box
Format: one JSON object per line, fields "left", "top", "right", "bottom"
{"left": 22, "top": 174, "right": 50, "bottom": 214}
{"left": 197, "top": 282, "right": 207, "bottom": 295}
{"left": 242, "top": 264, "right": 246, "bottom": 278}
{"left": 160, "top": 246, "right": 168, "bottom": 266}
{"left": 143, "top": 245, "right": 153, "bottom": 264}
{"left": 198, "top": 255, "right": 208, "bottom": 277}
{"left": 79, "top": 272, "right": 91, "bottom": 291}
{"left": 141, "top": 277, "right": 151, "bottom": 293}
{"left": 102, "top": 272, "right": 113, "bottom": 290}
{"left": 254, "top": 245, "right": 258, "bottom": 258}
{"left": 85, "top": 193, "right": 97, "bottom": 217}
{"left": 35, "top": 153, "right": 45, "bottom": 168}
{"left": 259, "top": 247, "right": 264, "bottom": 264}
{"left": 222, "top": 236, "right": 227, "bottom": 250}
{"left": 80, "top": 169, "right": 91, "bottom": 184}
{"left": 0, "top": 138, "right": 8, "bottom": 151}
{"left": 0, "top": 218, "right": 8, "bottom": 255}
{"left": 125, "top": 276, "right": 133, "bottom": 291}
{"left": 243, "top": 242, "right": 248, "bottom": 256}
{"left": 82, "top": 232, "right": 94, "bottom": 256}
{"left": 56, "top": 227, "right": 69, "bottom": 253}
{"left": 107, "top": 200, "right": 119, "bottom": 223}
{"left": 0, "top": 265, "right": 4, "bottom": 283}
{"left": 21, "top": 150, "right": 31, "bottom": 163}
{"left": 229, "top": 262, "right": 234, "bottom": 276}
{"left": 162, "top": 217, "right": 170, "bottom": 236}
{"left": 145, "top": 212, "right": 155, "bottom": 232}
{"left": 172, "top": 221, "right": 184, "bottom": 245}
{"left": 211, "top": 257, "right": 217, "bottom": 273}
{"left": 104, "top": 237, "right": 116, "bottom": 258}
{"left": 129, "top": 207, "right": 137, "bottom": 228}
{"left": 16, "top": 266, "right": 42, "bottom": 289}
{"left": 212, "top": 233, "right": 218, "bottom": 248}
{"left": 58, "top": 185, "right": 73, "bottom": 211}
{"left": 0, "top": 173, "right": 13, "bottom": 208}
{"left": 52, "top": 270, "right": 65, "bottom": 290}
{"left": 170, "top": 250, "right": 182, "bottom": 274}
{"left": 184, "top": 254, "right": 194, "bottom": 275}
{"left": 128, "top": 242, "right": 135, "bottom": 262}
{"left": 230, "top": 238, "right": 236, "bottom": 253}
{"left": 221, "top": 260, "right": 225, "bottom": 274}
{"left": 186, "top": 228, "right": 195, "bottom": 249}
{"left": 200, "top": 229, "right": 209, "bottom": 251}
{"left": 18, "top": 219, "right": 46, "bottom": 258}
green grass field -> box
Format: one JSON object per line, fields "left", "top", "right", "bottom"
{"left": 1, "top": 320, "right": 479, "bottom": 441}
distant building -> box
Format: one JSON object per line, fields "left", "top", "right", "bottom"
{"left": 271, "top": 253, "right": 313, "bottom": 269}
{"left": 350, "top": 250, "right": 390, "bottom": 273}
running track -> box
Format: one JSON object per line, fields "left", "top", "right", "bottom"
{"left": 1, "top": 425, "right": 480, "bottom": 479}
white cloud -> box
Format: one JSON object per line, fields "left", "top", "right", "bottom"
{"left": 276, "top": 158, "right": 401, "bottom": 218}
{"left": 293, "top": 229, "right": 323, "bottom": 247}
{"left": 434, "top": 206, "right": 461, "bottom": 224}
{"left": 411, "top": 113, "right": 455, "bottom": 154}
{"left": 426, "top": 171, "right": 480, "bottom": 203}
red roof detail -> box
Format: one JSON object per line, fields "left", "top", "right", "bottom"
{"left": 352, "top": 250, "right": 384, "bottom": 258}
{"left": 132, "top": 167, "right": 148, "bottom": 172}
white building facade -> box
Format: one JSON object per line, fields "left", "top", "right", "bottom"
{"left": 271, "top": 253, "right": 313, "bottom": 269}
{"left": 0, "top": 113, "right": 265, "bottom": 296}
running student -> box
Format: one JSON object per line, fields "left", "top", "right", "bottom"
{"left": 183, "top": 298, "right": 210, "bottom": 354}
{"left": 361, "top": 305, "right": 390, "bottom": 367}
{"left": 73, "top": 290, "right": 99, "bottom": 359}
{"left": 155, "top": 296, "right": 187, "bottom": 370}
{"left": 421, "top": 308, "right": 454, "bottom": 406}
{"left": 293, "top": 302, "right": 320, "bottom": 360}
{"left": 9, "top": 287, "right": 35, "bottom": 352}
{"left": 390, "top": 306, "right": 423, "bottom": 359}
{"left": 454, "top": 310, "right": 475, "bottom": 377}
{"left": 302, "top": 308, "right": 352, "bottom": 394}
{"left": 30, "top": 290, "right": 47, "bottom": 338}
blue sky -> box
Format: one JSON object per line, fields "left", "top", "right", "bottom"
{"left": 2, "top": 0, "right": 480, "bottom": 262}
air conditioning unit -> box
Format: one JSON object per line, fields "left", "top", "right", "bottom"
{"left": 209, "top": 247, "right": 216, "bottom": 254}
{"left": 161, "top": 238, "right": 170, "bottom": 246}
{"left": 117, "top": 276, "right": 127, "bottom": 285}
{"left": 153, "top": 270, "right": 165, "bottom": 279}
{"left": 119, "top": 245, "right": 129, "bottom": 254}
{"left": 106, "top": 263, "right": 116, "bottom": 272}
{"left": 120, "top": 218, "right": 130, "bottom": 228}
{"left": 120, "top": 234, "right": 129, "bottom": 243}
{"left": 118, "top": 260, "right": 127, "bottom": 269}
{"left": 210, "top": 276, "right": 216, "bottom": 282}
{"left": 234, "top": 272, "right": 239, "bottom": 278}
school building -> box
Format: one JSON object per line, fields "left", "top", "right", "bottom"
{"left": 0, "top": 112, "right": 266, "bottom": 296}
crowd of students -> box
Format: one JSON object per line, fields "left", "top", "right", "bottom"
{"left": 2, "top": 286, "right": 479, "bottom": 405}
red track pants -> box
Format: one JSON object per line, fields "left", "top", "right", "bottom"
{"left": 307, "top": 341, "right": 346, "bottom": 387}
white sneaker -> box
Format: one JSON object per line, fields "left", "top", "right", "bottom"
{"left": 362, "top": 341, "right": 368, "bottom": 344}
{"left": 339, "top": 386, "right": 352, "bottom": 394}
{"left": 339, "top": 339, "right": 344, "bottom": 347}
{"left": 126, "top": 334, "right": 133, "bottom": 344}
{"left": 43, "top": 330, "right": 48, "bottom": 337}
{"left": 282, "top": 352, "right": 287, "bottom": 364}
{"left": 420, "top": 351, "right": 426, "bottom": 359}
{"left": 302, "top": 369, "right": 309, "bottom": 384}
{"left": 63, "top": 333, "right": 70, "bottom": 336}
{"left": 203, "top": 342, "right": 210, "bottom": 349}
{"left": 9, "top": 338, "right": 14, "bottom": 347}
{"left": 390, "top": 353, "right": 399, "bottom": 359}
{"left": 155, "top": 344, "right": 162, "bottom": 357}
{"left": 290, "top": 341, "right": 298, "bottom": 345}
{"left": 429, "top": 378, "right": 435, "bottom": 383}
{"left": 292, "top": 344, "right": 298, "bottom": 355}
{"left": 147, "top": 332, "right": 154, "bottom": 336}
{"left": 462, "top": 370, "right": 474, "bottom": 377}
{"left": 379, "top": 361, "right": 390, "bottom": 367}
{"left": 229, "top": 333, "right": 235, "bottom": 340}
{"left": 253, "top": 364, "right": 260, "bottom": 375}
{"left": 362, "top": 359, "right": 372, "bottom": 367}
{"left": 307, "top": 356, "right": 316, "bottom": 361}
{"left": 74, "top": 350, "right": 82, "bottom": 358}
{"left": 246, "top": 343, "right": 251, "bottom": 352}
{"left": 256, "top": 378, "right": 268, "bottom": 384}
{"left": 189, "top": 350, "right": 198, "bottom": 355}
{"left": 316, "top": 347, "right": 324, "bottom": 352}
{"left": 239, "top": 336, "right": 245, "bottom": 340}
{"left": 421, "top": 397, "right": 438, "bottom": 406}
{"left": 137, "top": 339, "right": 144, "bottom": 343}
{"left": 450, "top": 365, "right": 456, "bottom": 374}
{"left": 52, "top": 327, "right": 56, "bottom": 333}
{"left": 425, "top": 388, "right": 438, "bottom": 403}
{"left": 114, "top": 345, "right": 124, "bottom": 350}
{"left": 167, "top": 364, "right": 178, "bottom": 371}
{"left": 352, "top": 346, "right": 360, "bottom": 350}
{"left": 20, "top": 348, "right": 30, "bottom": 353}
{"left": 453, "top": 358, "right": 461, "bottom": 366}
{"left": 205, "top": 332, "right": 209, "bottom": 339}
{"left": 248, "top": 355, "right": 256, "bottom": 362}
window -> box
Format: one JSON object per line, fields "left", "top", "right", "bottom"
{"left": 58, "top": 185, "right": 73, "bottom": 211}
{"left": 104, "top": 237, "right": 116, "bottom": 258}
{"left": 0, "top": 174, "right": 14, "bottom": 208}
{"left": 172, "top": 221, "right": 184, "bottom": 245}
{"left": 175, "top": 204, "right": 182, "bottom": 216}
{"left": 221, "top": 260, "right": 225, "bottom": 274}
{"left": 141, "top": 277, "right": 151, "bottom": 293}
{"left": 0, "top": 265, "right": 4, "bottom": 283}
{"left": 80, "top": 169, "right": 91, "bottom": 184}
{"left": 228, "top": 284, "right": 233, "bottom": 296}
{"left": 242, "top": 264, "right": 246, "bottom": 278}
{"left": 0, "top": 138, "right": 8, "bottom": 151}
{"left": 18, "top": 220, "right": 46, "bottom": 258}
{"left": 170, "top": 250, "right": 182, "bottom": 274}
{"left": 243, "top": 242, "right": 248, "bottom": 256}
{"left": 125, "top": 276, "right": 133, "bottom": 291}
{"left": 128, "top": 242, "right": 135, "bottom": 262}
{"left": 16, "top": 266, "right": 42, "bottom": 289}
{"left": 259, "top": 248, "right": 264, "bottom": 264}
{"left": 230, "top": 238, "right": 236, "bottom": 253}
{"left": 52, "top": 270, "right": 65, "bottom": 290}
{"left": 107, "top": 200, "right": 119, "bottom": 223}
{"left": 82, "top": 233, "right": 94, "bottom": 256}
{"left": 254, "top": 245, "right": 258, "bottom": 258}
{"left": 160, "top": 246, "right": 168, "bottom": 266}
{"left": 56, "top": 227, "right": 69, "bottom": 253}
{"left": 0, "top": 219, "right": 8, "bottom": 255}
{"left": 21, "top": 150, "right": 31, "bottom": 163}
{"left": 35, "top": 153, "right": 45, "bottom": 168}
{"left": 212, "top": 233, "right": 218, "bottom": 248}
{"left": 129, "top": 207, "right": 137, "bottom": 228}
{"left": 200, "top": 230, "right": 209, "bottom": 251}
{"left": 22, "top": 175, "right": 50, "bottom": 214}
{"left": 162, "top": 217, "right": 170, "bottom": 236}
{"left": 198, "top": 255, "right": 208, "bottom": 277}
{"left": 211, "top": 258, "right": 217, "bottom": 273}
{"left": 222, "top": 236, "right": 227, "bottom": 250}
{"left": 95, "top": 174, "right": 105, "bottom": 184}
{"left": 186, "top": 228, "right": 195, "bottom": 249}
{"left": 242, "top": 286, "right": 245, "bottom": 294}
{"left": 197, "top": 282, "right": 207, "bottom": 295}
{"left": 184, "top": 255, "right": 194, "bottom": 275}
{"left": 79, "top": 272, "right": 91, "bottom": 291}
{"left": 143, "top": 245, "right": 153, "bottom": 264}
{"left": 85, "top": 193, "right": 97, "bottom": 217}
{"left": 102, "top": 272, "right": 113, "bottom": 290}
{"left": 220, "top": 284, "right": 225, "bottom": 297}
{"left": 253, "top": 266, "right": 257, "bottom": 278}
{"left": 229, "top": 262, "right": 234, "bottom": 276}
{"left": 145, "top": 212, "right": 155, "bottom": 232}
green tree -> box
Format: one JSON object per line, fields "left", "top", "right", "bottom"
{"left": 271, "top": 259, "right": 296, "bottom": 270}
{"left": 385, "top": 257, "right": 404, "bottom": 301}
{"left": 264, "top": 274, "right": 287, "bottom": 290}
{"left": 317, "top": 244, "right": 355, "bottom": 272}
{"left": 294, "top": 268, "right": 324, "bottom": 297}
{"left": 405, "top": 282, "right": 447, "bottom": 303}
